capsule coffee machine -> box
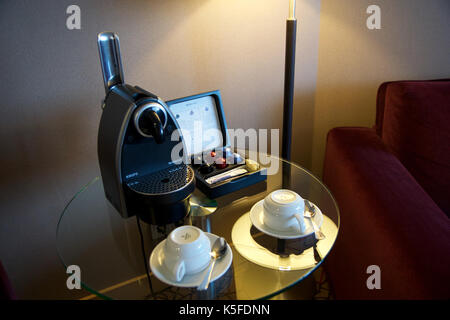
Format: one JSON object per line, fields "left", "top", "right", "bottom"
{"left": 97, "top": 32, "right": 195, "bottom": 226}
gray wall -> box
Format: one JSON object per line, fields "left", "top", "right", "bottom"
{"left": 311, "top": 0, "right": 450, "bottom": 176}
{"left": 0, "top": 0, "right": 321, "bottom": 299}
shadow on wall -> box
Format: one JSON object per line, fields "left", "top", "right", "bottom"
{"left": 311, "top": 82, "right": 379, "bottom": 178}
{"left": 0, "top": 99, "right": 102, "bottom": 299}
{"left": 291, "top": 91, "right": 317, "bottom": 169}
{"left": 0, "top": 103, "right": 97, "bottom": 190}
{"left": 0, "top": 0, "right": 210, "bottom": 299}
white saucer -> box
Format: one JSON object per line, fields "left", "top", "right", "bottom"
{"left": 249, "top": 199, "right": 324, "bottom": 239}
{"left": 149, "top": 232, "right": 233, "bottom": 288}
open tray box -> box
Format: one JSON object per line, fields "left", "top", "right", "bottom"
{"left": 166, "top": 90, "right": 267, "bottom": 199}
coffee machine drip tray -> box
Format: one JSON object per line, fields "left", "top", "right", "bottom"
{"left": 124, "top": 164, "right": 195, "bottom": 225}
{"left": 126, "top": 164, "right": 194, "bottom": 195}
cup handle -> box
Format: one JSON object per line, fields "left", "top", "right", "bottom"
{"left": 294, "top": 213, "right": 306, "bottom": 233}
{"left": 170, "top": 259, "right": 186, "bottom": 282}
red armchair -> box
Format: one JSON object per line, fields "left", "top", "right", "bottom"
{"left": 323, "top": 80, "right": 450, "bottom": 299}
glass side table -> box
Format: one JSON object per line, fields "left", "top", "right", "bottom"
{"left": 56, "top": 154, "right": 339, "bottom": 300}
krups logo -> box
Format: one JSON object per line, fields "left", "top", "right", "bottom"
{"left": 126, "top": 172, "right": 139, "bottom": 179}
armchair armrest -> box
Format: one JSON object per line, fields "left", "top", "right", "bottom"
{"left": 323, "top": 127, "right": 450, "bottom": 299}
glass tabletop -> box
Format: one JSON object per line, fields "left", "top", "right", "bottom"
{"left": 56, "top": 153, "right": 339, "bottom": 300}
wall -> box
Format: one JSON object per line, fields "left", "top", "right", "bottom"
{"left": 311, "top": 0, "right": 450, "bottom": 176}
{"left": 0, "top": 0, "right": 321, "bottom": 299}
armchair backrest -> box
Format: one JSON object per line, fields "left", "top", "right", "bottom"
{"left": 375, "top": 79, "right": 450, "bottom": 216}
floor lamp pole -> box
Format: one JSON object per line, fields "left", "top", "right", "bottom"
{"left": 282, "top": 1, "right": 297, "bottom": 162}
{"left": 282, "top": 1, "right": 297, "bottom": 189}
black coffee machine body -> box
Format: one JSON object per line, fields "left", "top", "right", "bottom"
{"left": 97, "top": 32, "right": 195, "bottom": 225}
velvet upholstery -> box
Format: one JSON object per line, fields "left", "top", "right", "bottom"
{"left": 323, "top": 80, "right": 450, "bottom": 299}
{"left": 381, "top": 80, "right": 450, "bottom": 216}
{"left": 375, "top": 79, "right": 450, "bottom": 137}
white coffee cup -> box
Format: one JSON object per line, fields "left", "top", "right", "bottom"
{"left": 262, "top": 189, "right": 306, "bottom": 233}
{"left": 162, "top": 226, "right": 211, "bottom": 282}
